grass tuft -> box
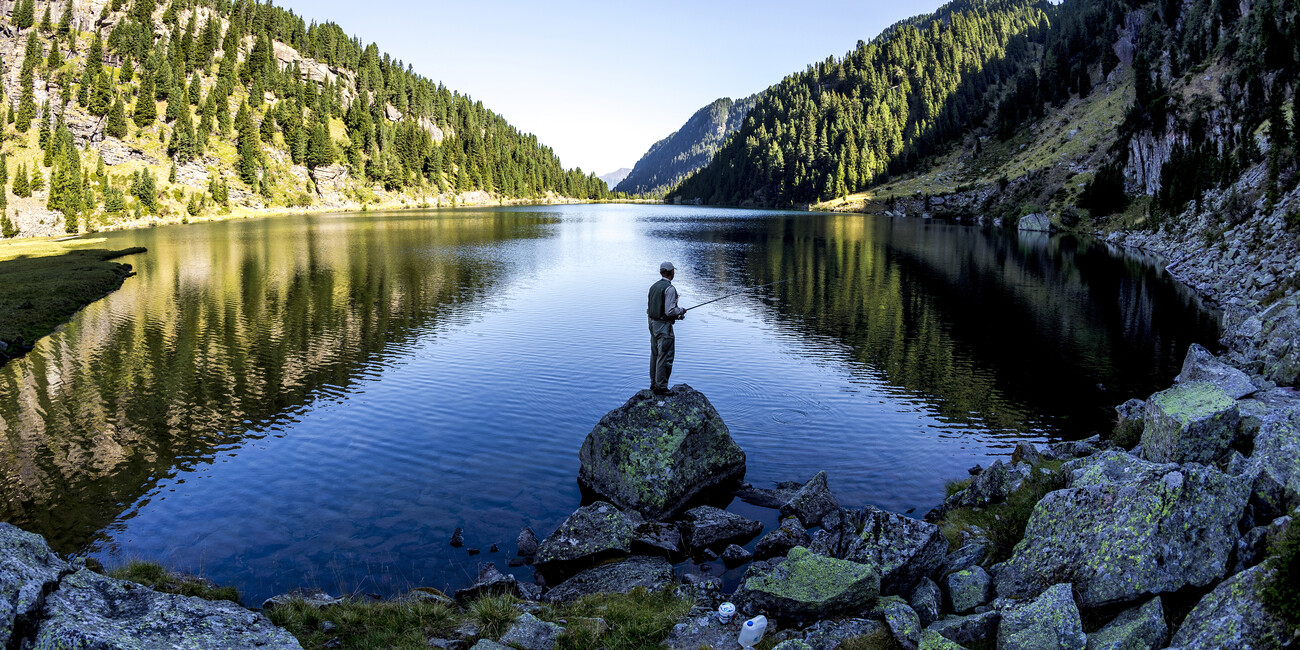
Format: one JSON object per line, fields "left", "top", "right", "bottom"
{"left": 938, "top": 460, "right": 1066, "bottom": 563}
{"left": 1263, "top": 518, "right": 1300, "bottom": 630}
{"left": 549, "top": 586, "right": 694, "bottom": 650}
{"left": 106, "top": 560, "right": 240, "bottom": 603}
{"left": 266, "top": 597, "right": 459, "bottom": 650}
{"left": 468, "top": 593, "right": 520, "bottom": 640}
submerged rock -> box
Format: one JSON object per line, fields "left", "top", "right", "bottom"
{"left": 542, "top": 555, "right": 673, "bottom": 604}
{"left": 779, "top": 471, "right": 841, "bottom": 527}
{"left": 1140, "top": 381, "right": 1240, "bottom": 464}
{"left": 738, "top": 547, "right": 880, "bottom": 620}
{"left": 842, "top": 505, "right": 946, "bottom": 596}
{"left": 995, "top": 451, "right": 1250, "bottom": 608}
{"left": 682, "top": 505, "right": 763, "bottom": 551}
{"left": 516, "top": 527, "right": 538, "bottom": 557}
{"left": 578, "top": 384, "right": 746, "bottom": 520}
{"left": 1168, "top": 560, "right": 1293, "bottom": 649}
{"left": 996, "top": 583, "right": 1085, "bottom": 650}
{"left": 631, "top": 521, "right": 685, "bottom": 558}
{"left": 1086, "top": 596, "right": 1167, "bottom": 650}
{"left": 1176, "top": 343, "right": 1258, "bottom": 399}
{"left": 534, "top": 502, "right": 634, "bottom": 573}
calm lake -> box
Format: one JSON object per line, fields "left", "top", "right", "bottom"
{"left": 0, "top": 204, "right": 1219, "bottom": 604}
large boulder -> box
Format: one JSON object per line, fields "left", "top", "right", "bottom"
{"left": 534, "top": 502, "right": 634, "bottom": 574}
{"left": 1168, "top": 560, "right": 1293, "bottom": 649}
{"left": 1248, "top": 409, "right": 1300, "bottom": 511}
{"left": 908, "top": 578, "right": 942, "bottom": 628}
{"left": 0, "top": 524, "right": 70, "bottom": 647}
{"left": 802, "top": 618, "right": 887, "bottom": 650}
{"left": 944, "top": 567, "right": 991, "bottom": 614}
{"left": 1086, "top": 597, "right": 1167, "bottom": 650}
{"left": 738, "top": 547, "right": 880, "bottom": 620}
{"left": 1224, "top": 294, "right": 1300, "bottom": 386}
{"left": 1017, "top": 213, "right": 1053, "bottom": 232}
{"left": 779, "top": 471, "right": 841, "bottom": 527}
{"left": 1140, "top": 381, "right": 1240, "bottom": 464}
{"left": 878, "top": 597, "right": 923, "bottom": 650}
{"left": 927, "top": 611, "right": 999, "bottom": 647}
{"left": 997, "top": 583, "right": 1085, "bottom": 650}
{"left": 1112, "top": 398, "right": 1146, "bottom": 448}
{"left": 681, "top": 506, "right": 763, "bottom": 551}
{"left": 994, "top": 451, "right": 1250, "bottom": 608}
{"left": 842, "top": 505, "right": 946, "bottom": 596}
{"left": 578, "top": 385, "right": 746, "bottom": 520}
{"left": 1177, "top": 343, "right": 1257, "bottom": 399}
{"left": 35, "top": 568, "right": 302, "bottom": 649}
{"left": 542, "top": 556, "right": 673, "bottom": 604}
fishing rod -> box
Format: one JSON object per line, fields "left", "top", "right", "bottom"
{"left": 683, "top": 279, "right": 790, "bottom": 312}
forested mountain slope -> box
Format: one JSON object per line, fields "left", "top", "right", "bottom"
{"left": 0, "top": 0, "right": 609, "bottom": 238}
{"left": 614, "top": 93, "right": 758, "bottom": 197}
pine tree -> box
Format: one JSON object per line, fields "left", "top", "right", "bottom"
{"left": 13, "top": 0, "right": 35, "bottom": 30}
{"left": 120, "top": 57, "right": 135, "bottom": 84}
{"left": 89, "top": 73, "right": 114, "bottom": 117}
{"left": 134, "top": 73, "right": 158, "bottom": 127}
{"left": 0, "top": 156, "right": 7, "bottom": 189}
{"left": 29, "top": 166, "right": 44, "bottom": 193}
{"left": 15, "top": 69, "right": 36, "bottom": 133}
{"left": 106, "top": 98, "right": 128, "bottom": 138}
{"left": 13, "top": 164, "right": 30, "bottom": 198}
{"left": 169, "top": 162, "right": 177, "bottom": 183}
{"left": 38, "top": 4, "right": 52, "bottom": 32}
{"left": 0, "top": 211, "right": 15, "bottom": 239}
{"left": 235, "top": 102, "right": 260, "bottom": 184}
{"left": 58, "top": 1, "right": 74, "bottom": 36}
{"left": 188, "top": 72, "right": 202, "bottom": 105}
{"left": 47, "top": 42, "right": 64, "bottom": 70}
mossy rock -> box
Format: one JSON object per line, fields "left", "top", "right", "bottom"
{"left": 1140, "top": 381, "right": 1239, "bottom": 464}
{"left": 741, "top": 547, "right": 880, "bottom": 620}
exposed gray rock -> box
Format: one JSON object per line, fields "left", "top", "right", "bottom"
{"left": 995, "top": 451, "right": 1250, "bottom": 608}
{"left": 1113, "top": 398, "right": 1146, "bottom": 448}
{"left": 734, "top": 482, "right": 801, "bottom": 509}
{"left": 802, "top": 618, "right": 886, "bottom": 650}
{"left": 1045, "top": 435, "right": 1106, "bottom": 461}
{"left": 1086, "top": 596, "right": 1167, "bottom": 650}
{"left": 842, "top": 505, "right": 946, "bottom": 596}
{"left": 1177, "top": 343, "right": 1258, "bottom": 399}
{"left": 773, "top": 641, "right": 814, "bottom": 650}
{"left": 1168, "top": 560, "right": 1293, "bottom": 649}
{"left": 1225, "top": 294, "right": 1300, "bottom": 386}
{"left": 1140, "top": 381, "right": 1240, "bottom": 463}
{"left": 919, "top": 629, "right": 968, "bottom": 649}
{"left": 1012, "top": 441, "right": 1043, "bottom": 466}
{"left": 261, "top": 587, "right": 343, "bottom": 611}
{"left": 631, "top": 521, "right": 684, "bottom": 557}
{"left": 453, "top": 563, "right": 520, "bottom": 603}
{"left": 944, "top": 460, "right": 1031, "bottom": 510}
{"left": 1234, "top": 515, "right": 1293, "bottom": 574}
{"left": 909, "top": 578, "right": 942, "bottom": 628}
{"left": 779, "top": 471, "right": 841, "bottom": 527}
{"left": 682, "top": 505, "right": 763, "bottom": 551}
{"left": 945, "top": 567, "right": 991, "bottom": 614}
{"left": 880, "top": 597, "right": 923, "bottom": 650}
{"left": 736, "top": 547, "right": 880, "bottom": 621}
{"left": 939, "top": 541, "right": 990, "bottom": 578}
{"left": 1018, "top": 213, "right": 1053, "bottom": 232}
{"left": 36, "top": 568, "right": 302, "bottom": 649}
{"left": 1247, "top": 408, "right": 1300, "bottom": 511}
{"left": 927, "top": 611, "right": 999, "bottom": 647}
{"left": 722, "top": 544, "right": 753, "bottom": 566}
{"left": 542, "top": 556, "right": 673, "bottom": 604}
{"left": 469, "top": 640, "right": 510, "bottom": 650}
{"left": 996, "top": 583, "right": 1085, "bottom": 650}
{"left": 498, "top": 612, "right": 564, "bottom": 650}
{"left": 756, "top": 517, "right": 812, "bottom": 560}
{"left": 664, "top": 613, "right": 740, "bottom": 650}
{"left": 0, "top": 523, "right": 73, "bottom": 647}
{"left": 534, "top": 502, "right": 634, "bottom": 571}
{"left": 578, "top": 385, "right": 746, "bottom": 520}
{"left": 516, "top": 527, "right": 538, "bottom": 557}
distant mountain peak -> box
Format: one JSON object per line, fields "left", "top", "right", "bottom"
{"left": 614, "top": 93, "right": 760, "bottom": 197}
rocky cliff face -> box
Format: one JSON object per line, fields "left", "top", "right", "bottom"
{"left": 614, "top": 93, "right": 759, "bottom": 196}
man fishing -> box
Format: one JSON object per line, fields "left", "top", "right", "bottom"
{"left": 647, "top": 261, "right": 686, "bottom": 396}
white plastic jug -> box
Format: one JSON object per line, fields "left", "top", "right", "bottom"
{"left": 737, "top": 614, "right": 767, "bottom": 648}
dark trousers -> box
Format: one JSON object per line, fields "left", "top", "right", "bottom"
{"left": 649, "top": 319, "right": 674, "bottom": 391}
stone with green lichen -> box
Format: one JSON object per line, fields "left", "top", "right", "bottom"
{"left": 926, "top": 611, "right": 998, "bottom": 647}
{"left": 498, "top": 612, "right": 564, "bottom": 650}
{"left": 1085, "top": 596, "right": 1166, "bottom": 650}
{"left": 542, "top": 555, "right": 673, "bottom": 603}
{"left": 801, "top": 618, "right": 885, "bottom": 649}
{"left": 945, "top": 566, "right": 991, "bottom": 614}
{"left": 842, "top": 505, "right": 946, "bottom": 596}
{"left": 1140, "top": 381, "right": 1239, "bottom": 464}
{"left": 780, "top": 471, "right": 840, "bottom": 527}
{"left": 772, "top": 641, "right": 814, "bottom": 650}
{"left": 740, "top": 546, "right": 880, "bottom": 620}
{"left": 919, "top": 629, "right": 968, "bottom": 649}
{"left": 879, "top": 596, "right": 922, "bottom": 649}
{"left": 1112, "top": 399, "right": 1145, "bottom": 448}
{"left": 996, "top": 451, "right": 1250, "bottom": 608}
{"left": 1176, "top": 343, "right": 1257, "bottom": 399}
{"left": 534, "top": 502, "right": 635, "bottom": 570}
{"left": 578, "top": 384, "right": 746, "bottom": 520}
{"left": 0, "top": 523, "right": 69, "bottom": 647}
{"left": 1168, "top": 559, "right": 1292, "bottom": 649}
{"left": 997, "top": 583, "right": 1085, "bottom": 650}
{"left": 1246, "top": 408, "right": 1300, "bottom": 512}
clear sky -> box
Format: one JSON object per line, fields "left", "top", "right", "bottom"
{"left": 272, "top": 0, "right": 944, "bottom": 176}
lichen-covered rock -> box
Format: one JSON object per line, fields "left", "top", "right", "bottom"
{"left": 1140, "top": 381, "right": 1240, "bottom": 463}
{"left": 880, "top": 597, "right": 923, "bottom": 650}
{"left": 1012, "top": 441, "right": 1043, "bottom": 466}
{"left": 499, "top": 612, "right": 564, "bottom": 650}
{"left": 842, "top": 505, "right": 946, "bottom": 596}
{"left": 1168, "top": 560, "right": 1293, "bottom": 649}
{"left": 1045, "top": 435, "right": 1106, "bottom": 461}
{"left": 738, "top": 547, "right": 880, "bottom": 620}
{"left": 945, "top": 567, "right": 991, "bottom": 614}
{"left": 756, "top": 517, "right": 812, "bottom": 560}
{"left": 773, "top": 641, "right": 814, "bottom": 650}
{"left": 919, "top": 629, "right": 968, "bottom": 649}
{"left": 1248, "top": 409, "right": 1300, "bottom": 511}
{"left": 995, "top": 451, "right": 1249, "bottom": 608}
{"left": 946, "top": 460, "right": 1031, "bottom": 510}
{"left": 939, "top": 541, "right": 989, "bottom": 579}
{"left": 578, "top": 385, "right": 746, "bottom": 520}
{"left": 453, "top": 563, "right": 521, "bottom": 603}
{"left": 927, "top": 611, "right": 998, "bottom": 647}
{"left": 997, "top": 583, "right": 1085, "bottom": 650}
{"left": 534, "top": 502, "right": 634, "bottom": 572}
{"left": 0, "top": 523, "right": 70, "bottom": 647}
{"left": 631, "top": 521, "right": 684, "bottom": 558}
{"left": 779, "top": 471, "right": 841, "bottom": 527}
{"left": 722, "top": 544, "right": 753, "bottom": 566}
{"left": 664, "top": 613, "right": 742, "bottom": 650}
{"left": 802, "top": 618, "right": 886, "bottom": 650}
{"left": 682, "top": 506, "right": 763, "bottom": 551}
{"left": 35, "top": 568, "right": 303, "bottom": 650}
{"left": 909, "top": 578, "right": 942, "bottom": 628}
{"left": 1085, "top": 597, "right": 1167, "bottom": 650}
{"left": 1176, "top": 343, "right": 1258, "bottom": 399}
{"left": 1224, "top": 294, "right": 1300, "bottom": 386}
{"left": 542, "top": 556, "right": 673, "bottom": 604}
{"left": 1113, "top": 398, "right": 1146, "bottom": 448}
{"left": 1234, "top": 515, "right": 1293, "bottom": 574}
{"left": 261, "top": 587, "right": 343, "bottom": 611}
{"left": 470, "top": 640, "right": 510, "bottom": 650}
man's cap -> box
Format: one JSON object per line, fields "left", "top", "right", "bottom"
{"left": 660, "top": 261, "right": 675, "bottom": 272}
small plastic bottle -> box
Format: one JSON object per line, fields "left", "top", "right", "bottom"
{"left": 737, "top": 614, "right": 767, "bottom": 648}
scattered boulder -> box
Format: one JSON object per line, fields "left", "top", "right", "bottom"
{"left": 939, "top": 540, "right": 990, "bottom": 578}
{"left": 1113, "top": 398, "right": 1146, "bottom": 448}
{"left": 779, "top": 472, "right": 841, "bottom": 527}
{"left": 1045, "top": 435, "right": 1105, "bottom": 461}
{"left": 918, "top": 629, "right": 968, "bottom": 649}
{"left": 498, "top": 613, "right": 564, "bottom": 650}
{"left": 773, "top": 641, "right": 814, "bottom": 650}
{"left": 737, "top": 547, "right": 880, "bottom": 621}
{"left": 995, "top": 451, "right": 1250, "bottom": 608}
{"left": 1140, "top": 381, "right": 1240, "bottom": 464}
{"left": 996, "top": 583, "right": 1085, "bottom": 650}
{"left": 517, "top": 527, "right": 538, "bottom": 557}
{"left": 945, "top": 567, "right": 992, "bottom": 614}
{"left": 534, "top": 502, "right": 634, "bottom": 572}
{"left": 578, "top": 385, "right": 746, "bottom": 520}
{"left": 734, "top": 482, "right": 802, "bottom": 509}
{"left": 1012, "top": 441, "right": 1043, "bottom": 466}
{"left": 1176, "top": 343, "right": 1257, "bottom": 399}
{"left": 469, "top": 640, "right": 510, "bottom": 650}
{"left": 909, "top": 578, "right": 942, "bottom": 628}
{"left": 262, "top": 587, "right": 344, "bottom": 611}
{"left": 756, "top": 517, "right": 812, "bottom": 560}
{"left": 943, "top": 460, "right": 1031, "bottom": 511}
{"left": 664, "top": 613, "right": 742, "bottom": 650}
{"left": 1017, "top": 213, "right": 1053, "bottom": 232}
{"left": 542, "top": 556, "right": 673, "bottom": 604}
{"left": 682, "top": 506, "right": 763, "bottom": 551}
{"left": 1248, "top": 409, "right": 1300, "bottom": 510}
{"left": 453, "top": 563, "right": 521, "bottom": 603}
{"left": 842, "top": 505, "right": 946, "bottom": 596}
{"left": 631, "top": 521, "right": 685, "bottom": 558}
{"left": 1167, "top": 560, "right": 1293, "bottom": 649}
{"left": 927, "top": 611, "right": 999, "bottom": 647}
{"left": 879, "top": 597, "right": 923, "bottom": 650}
{"left": 802, "top": 618, "right": 887, "bottom": 650}
{"left": 36, "top": 567, "right": 302, "bottom": 649}
{"left": 722, "top": 544, "right": 753, "bottom": 567}
{"left": 0, "top": 524, "right": 74, "bottom": 647}
{"left": 1085, "top": 597, "right": 1167, "bottom": 650}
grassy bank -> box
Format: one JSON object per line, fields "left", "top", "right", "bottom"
{"left": 0, "top": 237, "right": 146, "bottom": 357}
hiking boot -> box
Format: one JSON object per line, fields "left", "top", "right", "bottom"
{"left": 652, "top": 387, "right": 675, "bottom": 396}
